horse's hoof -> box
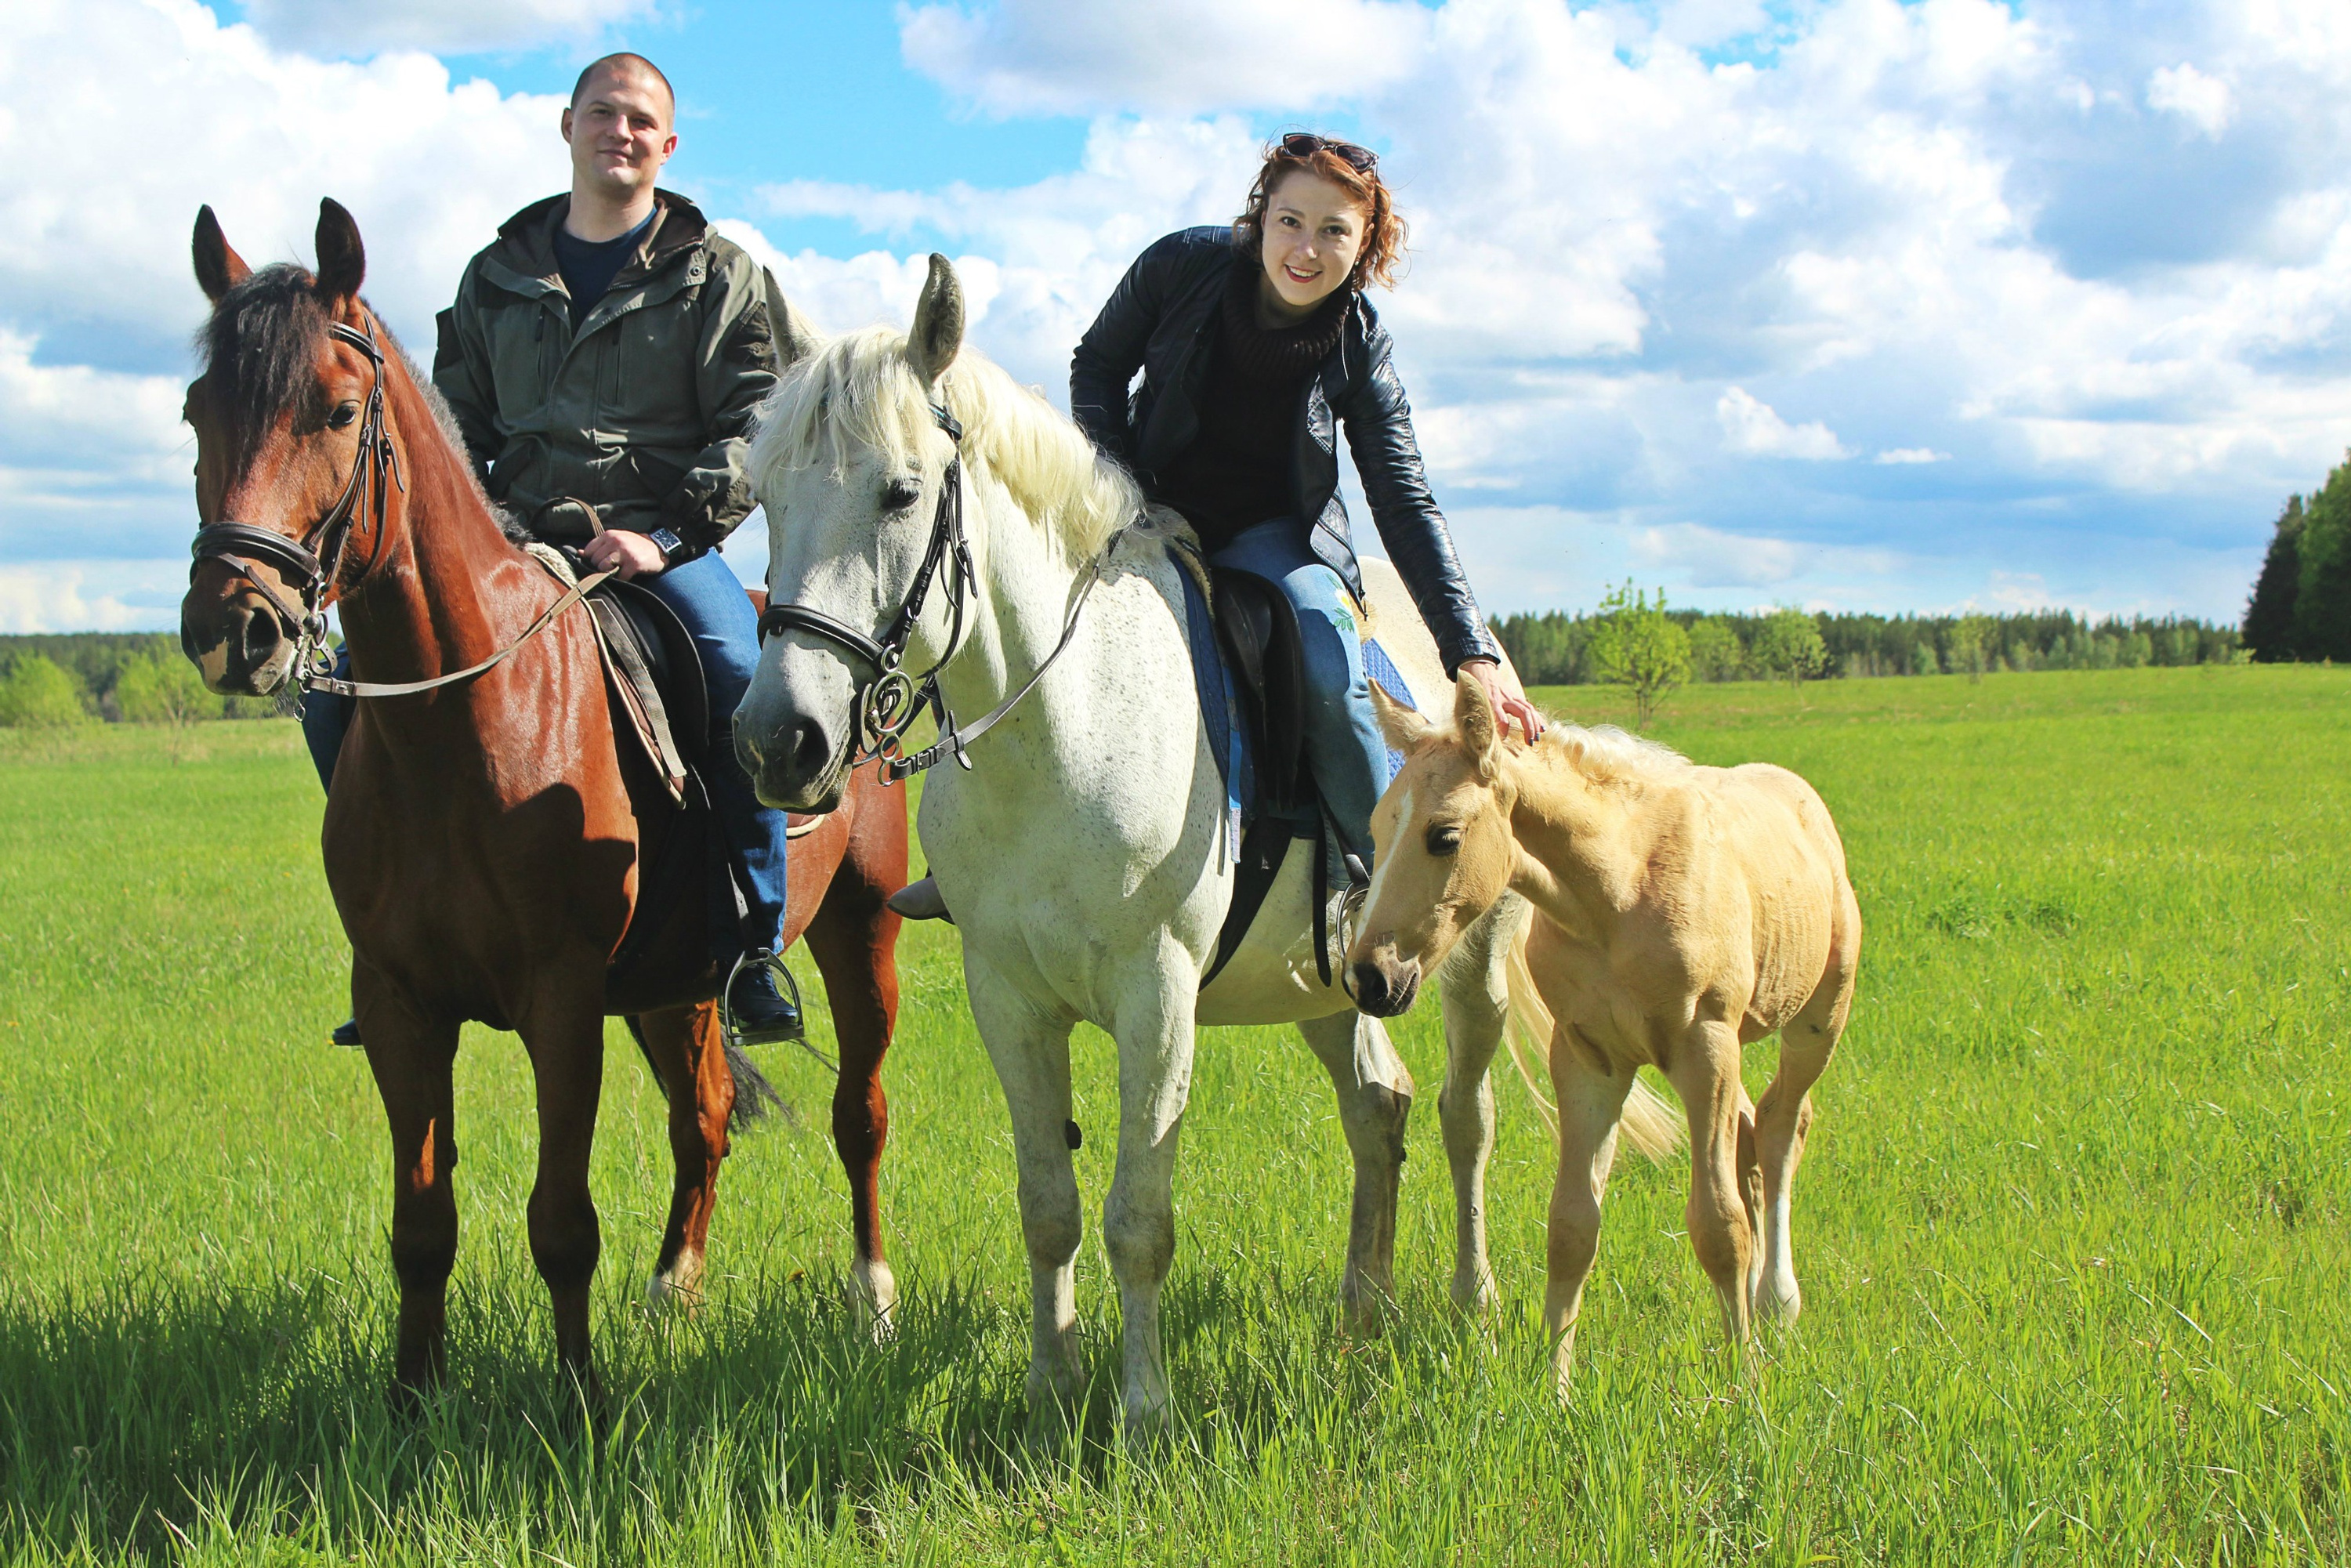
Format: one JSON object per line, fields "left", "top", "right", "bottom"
{"left": 845, "top": 1260, "right": 899, "bottom": 1344}
{"left": 646, "top": 1253, "right": 705, "bottom": 1317}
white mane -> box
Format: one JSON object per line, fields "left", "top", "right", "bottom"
{"left": 749, "top": 325, "right": 1141, "bottom": 563}
{"left": 1531, "top": 718, "right": 1692, "bottom": 784}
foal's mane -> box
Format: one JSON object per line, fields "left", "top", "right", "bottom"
{"left": 197, "top": 264, "right": 505, "bottom": 528}
{"left": 750, "top": 326, "right": 1140, "bottom": 562}
{"left": 1531, "top": 721, "right": 1691, "bottom": 785}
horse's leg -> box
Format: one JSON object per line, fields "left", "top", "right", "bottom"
{"left": 635, "top": 1002, "right": 731, "bottom": 1311}
{"left": 1543, "top": 1048, "right": 1634, "bottom": 1396}
{"left": 519, "top": 988, "right": 609, "bottom": 1389}
{"left": 1296, "top": 1009, "right": 1414, "bottom": 1334}
{"left": 1103, "top": 957, "right": 1199, "bottom": 1437}
{"left": 803, "top": 828, "right": 904, "bottom": 1334}
{"left": 1753, "top": 905, "right": 1856, "bottom": 1326}
{"left": 1668, "top": 1021, "right": 1755, "bottom": 1356}
{"left": 1432, "top": 896, "right": 1522, "bottom": 1317}
{"left": 360, "top": 975, "right": 460, "bottom": 1403}
{"left": 965, "top": 959, "right": 1085, "bottom": 1432}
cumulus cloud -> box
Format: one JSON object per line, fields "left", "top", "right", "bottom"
{"left": 900, "top": 0, "right": 1430, "bottom": 116}
{"left": 1716, "top": 389, "right": 1853, "bottom": 461}
{"left": 1875, "top": 447, "right": 1951, "bottom": 465}
{"left": 239, "top": 0, "right": 654, "bottom": 57}
{"left": 2146, "top": 62, "right": 2235, "bottom": 138}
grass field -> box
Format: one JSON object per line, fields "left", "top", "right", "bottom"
{"left": 1, "top": 664, "right": 2346, "bottom": 1565}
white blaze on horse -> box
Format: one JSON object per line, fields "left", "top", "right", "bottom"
{"left": 1349, "top": 678, "right": 1860, "bottom": 1392}
{"left": 734, "top": 255, "right": 1665, "bottom": 1433}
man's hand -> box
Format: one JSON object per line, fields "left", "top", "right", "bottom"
{"left": 1458, "top": 656, "right": 1545, "bottom": 742}
{"left": 582, "top": 529, "right": 668, "bottom": 581}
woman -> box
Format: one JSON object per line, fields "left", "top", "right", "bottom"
{"left": 1070, "top": 132, "right": 1541, "bottom": 864}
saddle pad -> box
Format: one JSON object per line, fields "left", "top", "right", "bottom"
{"left": 1175, "top": 562, "right": 1250, "bottom": 860}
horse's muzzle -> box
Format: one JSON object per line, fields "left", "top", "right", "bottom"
{"left": 736, "top": 708, "right": 849, "bottom": 814}
{"left": 179, "top": 590, "right": 294, "bottom": 697}
{"left": 1349, "top": 953, "right": 1422, "bottom": 1018}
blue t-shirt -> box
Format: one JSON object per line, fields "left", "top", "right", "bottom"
{"left": 551, "top": 209, "right": 657, "bottom": 331}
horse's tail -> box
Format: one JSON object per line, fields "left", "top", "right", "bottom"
{"left": 724, "top": 1039, "right": 785, "bottom": 1130}
{"left": 1502, "top": 910, "right": 1683, "bottom": 1165}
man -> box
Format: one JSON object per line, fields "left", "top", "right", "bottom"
{"left": 306, "top": 52, "right": 805, "bottom": 1045}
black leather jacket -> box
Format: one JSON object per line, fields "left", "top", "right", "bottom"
{"left": 1070, "top": 226, "right": 1498, "bottom": 677}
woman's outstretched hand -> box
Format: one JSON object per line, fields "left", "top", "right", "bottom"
{"left": 1459, "top": 657, "right": 1545, "bottom": 742}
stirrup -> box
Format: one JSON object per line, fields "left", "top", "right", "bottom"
{"left": 720, "top": 948, "right": 806, "bottom": 1049}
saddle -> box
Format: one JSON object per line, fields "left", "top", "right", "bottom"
{"left": 1167, "top": 533, "right": 1407, "bottom": 990}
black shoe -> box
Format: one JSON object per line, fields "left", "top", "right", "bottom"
{"left": 724, "top": 954, "right": 804, "bottom": 1046}
{"left": 330, "top": 1015, "right": 363, "bottom": 1048}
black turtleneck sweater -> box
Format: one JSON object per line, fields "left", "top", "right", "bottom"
{"left": 1153, "top": 262, "right": 1348, "bottom": 551}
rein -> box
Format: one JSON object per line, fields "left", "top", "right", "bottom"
{"left": 756, "top": 401, "right": 1116, "bottom": 785}
{"left": 190, "top": 314, "right": 610, "bottom": 701}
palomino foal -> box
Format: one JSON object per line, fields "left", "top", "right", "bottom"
{"left": 1349, "top": 679, "right": 1860, "bottom": 1389}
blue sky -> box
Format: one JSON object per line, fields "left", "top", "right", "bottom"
{"left": 5, "top": 0, "right": 2347, "bottom": 631}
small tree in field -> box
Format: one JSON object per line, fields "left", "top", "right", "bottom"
{"left": 1948, "top": 614, "right": 1997, "bottom": 683}
{"left": 1585, "top": 581, "right": 1690, "bottom": 728}
{"left": 1688, "top": 616, "right": 1744, "bottom": 682}
{"left": 115, "top": 654, "right": 216, "bottom": 759}
{"left": 1751, "top": 607, "right": 1827, "bottom": 691}
{"left": 0, "top": 656, "right": 89, "bottom": 729}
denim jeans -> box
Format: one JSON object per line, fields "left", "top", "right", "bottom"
{"left": 1208, "top": 518, "right": 1390, "bottom": 863}
{"left": 300, "top": 550, "right": 788, "bottom": 961}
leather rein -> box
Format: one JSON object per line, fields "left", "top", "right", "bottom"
{"left": 190, "top": 315, "right": 610, "bottom": 701}
{"left": 755, "top": 400, "right": 1114, "bottom": 785}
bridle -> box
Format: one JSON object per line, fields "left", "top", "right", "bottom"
{"left": 756, "top": 400, "right": 1117, "bottom": 786}
{"left": 190, "top": 316, "right": 402, "bottom": 692}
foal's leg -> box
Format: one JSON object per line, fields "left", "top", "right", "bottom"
{"left": 361, "top": 974, "right": 461, "bottom": 1402}
{"left": 965, "top": 959, "right": 1085, "bottom": 1432}
{"left": 1753, "top": 912, "right": 1856, "bottom": 1325}
{"left": 1433, "top": 896, "right": 1523, "bottom": 1316}
{"left": 1297, "top": 1009, "right": 1414, "bottom": 1333}
{"left": 1103, "top": 954, "right": 1201, "bottom": 1437}
{"left": 1543, "top": 1048, "right": 1635, "bottom": 1396}
{"left": 518, "top": 988, "right": 609, "bottom": 1388}
{"left": 635, "top": 1002, "right": 731, "bottom": 1309}
{"left": 1669, "top": 1022, "right": 1755, "bottom": 1354}
{"left": 803, "top": 864, "right": 903, "bottom": 1332}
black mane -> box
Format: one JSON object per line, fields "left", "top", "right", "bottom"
{"left": 197, "top": 263, "right": 329, "bottom": 460}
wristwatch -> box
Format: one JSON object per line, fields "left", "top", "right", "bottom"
{"left": 648, "top": 527, "right": 685, "bottom": 566}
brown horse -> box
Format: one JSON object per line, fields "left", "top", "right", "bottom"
{"left": 177, "top": 198, "right": 907, "bottom": 1400}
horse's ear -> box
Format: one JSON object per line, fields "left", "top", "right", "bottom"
{"left": 1454, "top": 673, "right": 1502, "bottom": 782}
{"left": 906, "top": 252, "right": 964, "bottom": 389}
{"left": 775, "top": 294, "right": 821, "bottom": 370}
{"left": 1371, "top": 679, "right": 1432, "bottom": 755}
{"left": 193, "top": 205, "right": 249, "bottom": 302}
{"left": 314, "top": 198, "right": 366, "bottom": 304}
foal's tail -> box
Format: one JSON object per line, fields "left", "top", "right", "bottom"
{"left": 1502, "top": 915, "right": 1683, "bottom": 1165}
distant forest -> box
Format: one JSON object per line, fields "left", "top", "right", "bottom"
{"left": 0, "top": 632, "right": 281, "bottom": 722}
{"left": 2243, "top": 449, "right": 2351, "bottom": 664}
{"left": 1491, "top": 606, "right": 2240, "bottom": 688}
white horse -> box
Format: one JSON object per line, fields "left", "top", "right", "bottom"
{"left": 735, "top": 256, "right": 1674, "bottom": 1433}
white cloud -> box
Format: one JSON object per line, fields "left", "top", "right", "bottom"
{"left": 1716, "top": 388, "right": 1853, "bottom": 461}
{"left": 239, "top": 0, "right": 653, "bottom": 56}
{"left": 2146, "top": 62, "right": 2234, "bottom": 138}
{"left": 1875, "top": 447, "right": 1951, "bottom": 464}
{"left": 900, "top": 0, "right": 1430, "bottom": 116}
{"left": 0, "top": 562, "right": 185, "bottom": 633}
{"left": 1633, "top": 521, "right": 1815, "bottom": 586}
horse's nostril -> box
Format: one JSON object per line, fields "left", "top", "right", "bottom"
{"left": 239, "top": 606, "right": 282, "bottom": 668}
{"left": 1351, "top": 961, "right": 1389, "bottom": 1012}
{"left": 786, "top": 717, "right": 831, "bottom": 779}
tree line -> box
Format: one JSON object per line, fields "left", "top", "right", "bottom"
{"left": 2243, "top": 451, "right": 2351, "bottom": 662}
{"left": 0, "top": 633, "right": 280, "bottom": 728}
{"left": 1492, "top": 601, "right": 2240, "bottom": 691}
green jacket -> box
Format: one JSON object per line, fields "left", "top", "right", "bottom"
{"left": 432, "top": 190, "right": 804, "bottom": 558}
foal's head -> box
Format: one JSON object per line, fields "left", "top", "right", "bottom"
{"left": 179, "top": 199, "right": 389, "bottom": 695}
{"left": 1349, "top": 677, "right": 1524, "bottom": 1017}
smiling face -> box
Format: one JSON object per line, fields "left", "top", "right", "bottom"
{"left": 1347, "top": 679, "right": 1522, "bottom": 1016}
{"left": 1258, "top": 170, "right": 1368, "bottom": 318}
{"left": 561, "top": 63, "right": 676, "bottom": 208}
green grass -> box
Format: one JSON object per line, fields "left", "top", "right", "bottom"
{"left": 1, "top": 665, "right": 2346, "bottom": 1564}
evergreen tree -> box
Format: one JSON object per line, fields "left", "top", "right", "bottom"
{"left": 2244, "top": 494, "right": 2305, "bottom": 661}
{"left": 2292, "top": 454, "right": 2351, "bottom": 663}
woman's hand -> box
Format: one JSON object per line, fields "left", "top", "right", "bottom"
{"left": 1458, "top": 657, "right": 1545, "bottom": 742}
{"left": 582, "top": 530, "right": 668, "bottom": 581}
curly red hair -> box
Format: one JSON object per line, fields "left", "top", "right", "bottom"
{"left": 1232, "top": 133, "right": 1407, "bottom": 292}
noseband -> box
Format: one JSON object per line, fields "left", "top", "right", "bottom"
{"left": 756, "top": 403, "right": 980, "bottom": 782}
{"left": 190, "top": 316, "right": 403, "bottom": 690}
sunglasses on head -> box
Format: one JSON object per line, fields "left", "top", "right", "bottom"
{"left": 1279, "top": 132, "right": 1378, "bottom": 173}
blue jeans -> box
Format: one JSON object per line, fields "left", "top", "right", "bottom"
{"left": 301, "top": 550, "right": 788, "bottom": 961}
{"left": 1209, "top": 518, "right": 1389, "bottom": 864}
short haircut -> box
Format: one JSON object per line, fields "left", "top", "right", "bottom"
{"left": 570, "top": 53, "right": 675, "bottom": 118}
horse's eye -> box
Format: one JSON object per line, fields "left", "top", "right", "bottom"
{"left": 882, "top": 477, "right": 921, "bottom": 512}
{"left": 1426, "top": 824, "right": 1462, "bottom": 856}
{"left": 328, "top": 402, "right": 360, "bottom": 430}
